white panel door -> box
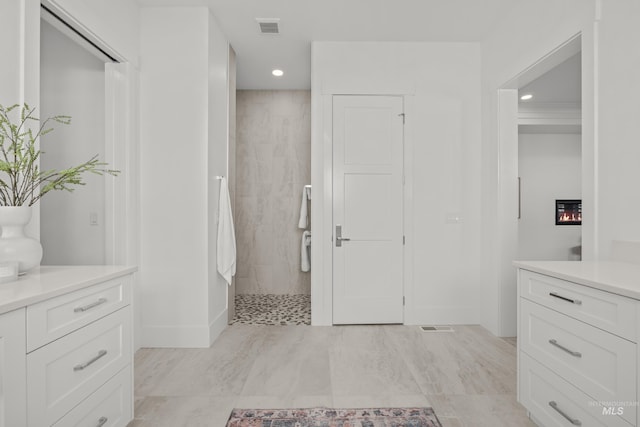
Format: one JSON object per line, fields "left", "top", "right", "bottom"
{"left": 333, "top": 95, "right": 404, "bottom": 324}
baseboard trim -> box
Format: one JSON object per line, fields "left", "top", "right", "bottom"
{"left": 208, "top": 308, "right": 228, "bottom": 345}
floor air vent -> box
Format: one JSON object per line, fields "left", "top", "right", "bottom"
{"left": 420, "top": 326, "right": 454, "bottom": 332}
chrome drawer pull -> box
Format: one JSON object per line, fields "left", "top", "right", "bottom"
{"left": 96, "top": 417, "right": 108, "bottom": 427}
{"left": 74, "top": 298, "right": 108, "bottom": 313}
{"left": 549, "top": 401, "right": 582, "bottom": 425}
{"left": 549, "top": 339, "right": 582, "bottom": 358}
{"left": 549, "top": 292, "right": 582, "bottom": 305}
{"left": 74, "top": 349, "right": 108, "bottom": 371}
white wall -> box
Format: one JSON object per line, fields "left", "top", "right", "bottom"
{"left": 518, "top": 133, "right": 582, "bottom": 261}
{"left": 206, "top": 11, "right": 232, "bottom": 343}
{"left": 595, "top": 0, "right": 640, "bottom": 259}
{"left": 0, "top": 0, "right": 40, "bottom": 109}
{"left": 480, "top": 0, "right": 640, "bottom": 336}
{"left": 40, "top": 20, "right": 106, "bottom": 265}
{"left": 480, "top": 0, "right": 595, "bottom": 336}
{"left": 0, "top": 0, "right": 41, "bottom": 239}
{"left": 139, "top": 7, "right": 230, "bottom": 347}
{"left": 311, "top": 42, "right": 482, "bottom": 326}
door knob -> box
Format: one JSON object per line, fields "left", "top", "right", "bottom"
{"left": 336, "top": 225, "right": 351, "bottom": 247}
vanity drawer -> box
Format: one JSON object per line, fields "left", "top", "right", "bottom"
{"left": 27, "top": 307, "right": 131, "bottom": 427}
{"left": 520, "top": 299, "right": 637, "bottom": 425}
{"left": 52, "top": 365, "right": 132, "bottom": 427}
{"left": 27, "top": 276, "right": 131, "bottom": 352}
{"left": 519, "top": 352, "right": 632, "bottom": 427}
{"left": 519, "top": 269, "right": 637, "bottom": 341}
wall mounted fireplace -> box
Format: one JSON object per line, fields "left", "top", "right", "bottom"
{"left": 556, "top": 199, "right": 582, "bottom": 225}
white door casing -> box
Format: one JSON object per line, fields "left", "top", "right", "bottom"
{"left": 332, "top": 95, "right": 404, "bottom": 324}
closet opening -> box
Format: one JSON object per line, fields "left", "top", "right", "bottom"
{"left": 39, "top": 10, "right": 110, "bottom": 265}
{"left": 517, "top": 50, "right": 582, "bottom": 262}
{"left": 495, "top": 34, "right": 584, "bottom": 337}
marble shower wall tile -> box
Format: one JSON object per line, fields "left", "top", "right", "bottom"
{"left": 236, "top": 90, "right": 311, "bottom": 295}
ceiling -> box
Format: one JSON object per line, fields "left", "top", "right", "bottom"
{"left": 138, "top": 0, "right": 521, "bottom": 89}
{"left": 519, "top": 52, "right": 582, "bottom": 104}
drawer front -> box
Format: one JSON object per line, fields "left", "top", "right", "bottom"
{"left": 27, "top": 275, "right": 131, "bottom": 352}
{"left": 27, "top": 307, "right": 132, "bottom": 427}
{"left": 520, "top": 299, "right": 637, "bottom": 425}
{"left": 53, "top": 365, "right": 133, "bottom": 427}
{"left": 519, "top": 352, "right": 633, "bottom": 427}
{"left": 519, "top": 269, "right": 637, "bottom": 341}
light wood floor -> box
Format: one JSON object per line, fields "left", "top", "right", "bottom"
{"left": 130, "top": 324, "right": 535, "bottom": 426}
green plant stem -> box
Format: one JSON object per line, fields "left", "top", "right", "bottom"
{"left": 0, "top": 103, "right": 117, "bottom": 206}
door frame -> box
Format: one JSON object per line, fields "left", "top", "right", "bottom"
{"left": 494, "top": 33, "right": 589, "bottom": 336}
{"left": 311, "top": 85, "right": 415, "bottom": 326}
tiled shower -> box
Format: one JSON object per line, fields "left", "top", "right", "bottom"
{"left": 233, "top": 90, "right": 311, "bottom": 324}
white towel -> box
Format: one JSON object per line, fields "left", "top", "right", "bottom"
{"left": 301, "top": 230, "right": 311, "bottom": 272}
{"left": 217, "top": 177, "right": 236, "bottom": 285}
{"left": 298, "top": 186, "right": 309, "bottom": 229}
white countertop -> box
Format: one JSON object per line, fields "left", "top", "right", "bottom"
{"left": 513, "top": 260, "right": 640, "bottom": 300}
{"left": 0, "top": 265, "right": 137, "bottom": 315}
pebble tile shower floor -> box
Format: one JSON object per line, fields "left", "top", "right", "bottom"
{"left": 231, "top": 294, "right": 311, "bottom": 325}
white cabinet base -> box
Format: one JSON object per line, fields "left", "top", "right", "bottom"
{"left": 0, "top": 309, "right": 27, "bottom": 427}
{"left": 517, "top": 265, "right": 640, "bottom": 427}
{"left": 0, "top": 267, "right": 135, "bottom": 427}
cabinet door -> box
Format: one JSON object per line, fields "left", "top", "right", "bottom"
{"left": 0, "top": 308, "right": 26, "bottom": 427}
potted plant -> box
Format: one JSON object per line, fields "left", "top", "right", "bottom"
{"left": 0, "top": 103, "right": 118, "bottom": 273}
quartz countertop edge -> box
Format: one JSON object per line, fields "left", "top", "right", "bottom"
{"left": 0, "top": 265, "right": 137, "bottom": 315}
{"left": 514, "top": 260, "right": 640, "bottom": 301}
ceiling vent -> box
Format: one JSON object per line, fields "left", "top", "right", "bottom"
{"left": 257, "top": 19, "right": 280, "bottom": 35}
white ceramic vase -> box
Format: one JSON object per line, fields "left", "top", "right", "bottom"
{"left": 0, "top": 206, "right": 43, "bottom": 273}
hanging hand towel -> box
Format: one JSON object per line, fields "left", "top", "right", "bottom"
{"left": 298, "top": 186, "right": 309, "bottom": 229}
{"left": 301, "top": 230, "right": 311, "bottom": 272}
{"left": 217, "top": 177, "right": 236, "bottom": 285}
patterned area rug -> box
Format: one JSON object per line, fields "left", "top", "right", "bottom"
{"left": 226, "top": 407, "right": 443, "bottom": 426}
{"left": 231, "top": 294, "right": 311, "bottom": 325}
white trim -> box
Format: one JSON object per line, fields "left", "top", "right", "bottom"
{"left": 402, "top": 96, "right": 415, "bottom": 325}
{"left": 104, "top": 62, "right": 139, "bottom": 348}
{"left": 141, "top": 309, "right": 228, "bottom": 348}
{"left": 40, "top": 0, "right": 125, "bottom": 63}
{"left": 104, "top": 63, "right": 139, "bottom": 266}
{"left": 497, "top": 88, "right": 519, "bottom": 338}
{"left": 40, "top": 6, "right": 112, "bottom": 63}
{"left": 208, "top": 308, "right": 228, "bottom": 346}
{"left": 502, "top": 35, "right": 582, "bottom": 90}
{"left": 311, "top": 94, "right": 333, "bottom": 326}
{"left": 518, "top": 103, "right": 581, "bottom": 126}
{"left": 590, "top": 21, "right": 600, "bottom": 261}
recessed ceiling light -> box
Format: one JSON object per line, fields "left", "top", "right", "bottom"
{"left": 520, "top": 93, "right": 533, "bottom": 101}
{"left": 272, "top": 69, "right": 284, "bottom": 77}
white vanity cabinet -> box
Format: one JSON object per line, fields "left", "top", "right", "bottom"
{"left": 515, "top": 261, "right": 640, "bottom": 427}
{"left": 0, "top": 266, "right": 136, "bottom": 427}
{"left": 0, "top": 308, "right": 27, "bottom": 427}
